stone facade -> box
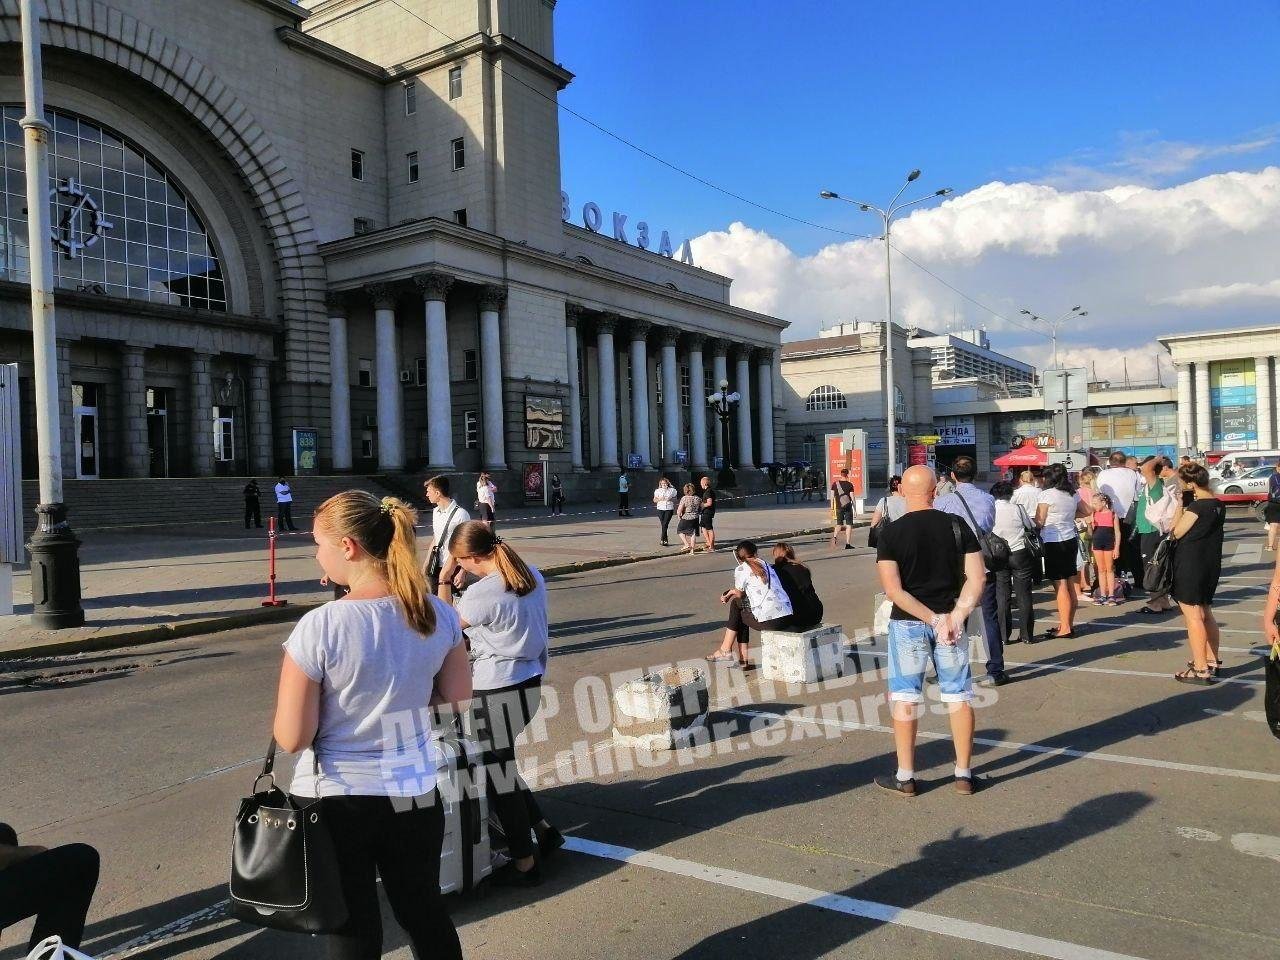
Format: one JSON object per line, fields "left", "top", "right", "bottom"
{"left": 0, "top": 0, "right": 787, "bottom": 494}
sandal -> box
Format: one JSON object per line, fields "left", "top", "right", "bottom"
{"left": 705, "top": 653, "right": 736, "bottom": 663}
{"left": 1043, "top": 627, "right": 1076, "bottom": 640}
{"left": 1187, "top": 659, "right": 1223, "bottom": 677}
{"left": 1174, "top": 665, "right": 1216, "bottom": 685}
{"left": 1139, "top": 606, "right": 1166, "bottom": 615}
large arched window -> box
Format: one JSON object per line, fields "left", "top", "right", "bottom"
{"left": 805, "top": 384, "right": 847, "bottom": 411}
{"left": 1, "top": 106, "right": 228, "bottom": 311}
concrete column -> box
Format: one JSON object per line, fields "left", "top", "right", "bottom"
{"left": 190, "top": 351, "right": 214, "bottom": 476}
{"left": 659, "top": 328, "right": 681, "bottom": 466}
{"left": 1175, "top": 363, "right": 1194, "bottom": 453}
{"left": 248, "top": 358, "right": 274, "bottom": 475}
{"left": 415, "top": 272, "right": 455, "bottom": 469}
{"left": 326, "top": 293, "right": 353, "bottom": 472}
{"left": 1194, "top": 362, "right": 1212, "bottom": 453}
{"left": 56, "top": 339, "right": 74, "bottom": 474}
{"left": 734, "top": 346, "right": 754, "bottom": 469}
{"left": 710, "top": 339, "right": 728, "bottom": 462}
{"left": 565, "top": 305, "right": 584, "bottom": 469}
{"left": 687, "top": 333, "right": 708, "bottom": 468}
{"left": 120, "top": 344, "right": 148, "bottom": 478}
{"left": 756, "top": 348, "right": 775, "bottom": 465}
{"left": 596, "top": 315, "right": 619, "bottom": 467}
{"left": 1256, "top": 356, "right": 1275, "bottom": 449}
{"left": 366, "top": 283, "right": 403, "bottom": 472}
{"left": 478, "top": 285, "right": 508, "bottom": 470}
{"left": 629, "top": 320, "right": 652, "bottom": 468}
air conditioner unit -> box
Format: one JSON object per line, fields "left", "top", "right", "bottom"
{"left": 399, "top": 369, "right": 411, "bottom": 383}
{"left": 363, "top": 415, "right": 376, "bottom": 428}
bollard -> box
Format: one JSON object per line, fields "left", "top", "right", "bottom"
{"left": 260, "top": 516, "right": 288, "bottom": 608}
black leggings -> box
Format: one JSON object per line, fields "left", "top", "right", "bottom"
{"left": 725, "top": 596, "right": 791, "bottom": 645}
{"left": 0, "top": 824, "right": 99, "bottom": 952}
{"left": 309, "top": 794, "right": 462, "bottom": 960}
{"left": 658, "top": 509, "right": 673, "bottom": 541}
{"left": 473, "top": 676, "right": 546, "bottom": 861}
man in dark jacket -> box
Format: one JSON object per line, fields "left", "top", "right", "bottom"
{"left": 243, "top": 479, "right": 262, "bottom": 528}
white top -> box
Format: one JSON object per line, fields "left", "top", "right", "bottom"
{"left": 457, "top": 568, "right": 549, "bottom": 691}
{"left": 619, "top": 475, "right": 630, "bottom": 493}
{"left": 284, "top": 595, "right": 463, "bottom": 798}
{"left": 1037, "top": 489, "right": 1080, "bottom": 543}
{"left": 734, "top": 561, "right": 793, "bottom": 623}
{"left": 1097, "top": 467, "right": 1141, "bottom": 521}
{"left": 653, "top": 486, "right": 678, "bottom": 511}
{"left": 476, "top": 481, "right": 496, "bottom": 507}
{"left": 1011, "top": 483, "right": 1041, "bottom": 516}
{"left": 274, "top": 482, "right": 292, "bottom": 503}
{"left": 993, "top": 499, "right": 1027, "bottom": 553}
{"left": 431, "top": 500, "right": 471, "bottom": 568}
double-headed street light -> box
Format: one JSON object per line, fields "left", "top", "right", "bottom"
{"left": 706, "top": 379, "right": 740, "bottom": 488}
{"left": 821, "top": 170, "right": 952, "bottom": 481}
{"left": 1019, "top": 305, "right": 1087, "bottom": 370}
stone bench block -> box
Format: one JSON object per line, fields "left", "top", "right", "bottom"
{"left": 760, "top": 624, "right": 845, "bottom": 685}
{"left": 612, "top": 667, "right": 710, "bottom": 750}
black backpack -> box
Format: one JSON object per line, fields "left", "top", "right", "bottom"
{"left": 953, "top": 492, "right": 1010, "bottom": 572}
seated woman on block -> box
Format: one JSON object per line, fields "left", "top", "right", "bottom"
{"left": 771, "top": 542, "right": 823, "bottom": 630}
{"left": 705, "top": 540, "right": 794, "bottom": 669}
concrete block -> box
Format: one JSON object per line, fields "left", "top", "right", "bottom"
{"left": 760, "top": 624, "right": 845, "bottom": 685}
{"left": 612, "top": 667, "right": 709, "bottom": 751}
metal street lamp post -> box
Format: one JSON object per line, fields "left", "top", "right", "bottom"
{"left": 1019, "top": 305, "right": 1087, "bottom": 371}
{"left": 821, "top": 171, "right": 952, "bottom": 482}
{"left": 706, "top": 379, "right": 740, "bottom": 488}
{"left": 20, "top": 0, "right": 83, "bottom": 627}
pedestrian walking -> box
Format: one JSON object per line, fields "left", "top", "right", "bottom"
{"left": 475, "top": 471, "right": 497, "bottom": 531}
{"left": 1097, "top": 450, "right": 1144, "bottom": 592}
{"left": 449, "top": 521, "right": 564, "bottom": 886}
{"left": 1265, "top": 462, "right": 1280, "bottom": 551}
{"left": 424, "top": 475, "right": 470, "bottom": 602}
{"left": 0, "top": 822, "right": 99, "bottom": 955}
{"left": 271, "top": 491, "right": 471, "bottom": 960}
{"left": 1035, "top": 462, "right": 1092, "bottom": 641}
{"left": 698, "top": 475, "right": 717, "bottom": 551}
{"left": 653, "top": 476, "right": 677, "bottom": 546}
{"left": 771, "top": 542, "right": 823, "bottom": 629}
{"left": 705, "top": 540, "right": 794, "bottom": 668}
{"left": 875, "top": 464, "right": 985, "bottom": 796}
{"left": 617, "top": 471, "right": 631, "bottom": 516}
{"left": 274, "top": 477, "right": 298, "bottom": 531}
{"left": 935, "top": 455, "right": 1008, "bottom": 685}
{"left": 243, "top": 478, "right": 262, "bottom": 529}
{"left": 1169, "top": 462, "right": 1226, "bottom": 684}
{"left": 676, "top": 483, "right": 702, "bottom": 553}
{"left": 1087, "top": 492, "right": 1120, "bottom": 606}
{"left": 1137, "top": 456, "right": 1179, "bottom": 614}
{"left": 991, "top": 481, "right": 1035, "bottom": 644}
{"left": 549, "top": 473, "right": 565, "bottom": 516}
{"left": 830, "top": 467, "right": 857, "bottom": 550}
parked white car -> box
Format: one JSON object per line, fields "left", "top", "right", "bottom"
{"left": 1210, "top": 465, "right": 1274, "bottom": 497}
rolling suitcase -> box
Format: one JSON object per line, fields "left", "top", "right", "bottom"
{"left": 435, "top": 732, "right": 494, "bottom": 895}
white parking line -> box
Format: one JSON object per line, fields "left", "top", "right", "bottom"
{"left": 727, "top": 709, "right": 1280, "bottom": 784}
{"left": 1086, "top": 619, "right": 1257, "bottom": 636}
{"left": 1006, "top": 659, "right": 1263, "bottom": 687}
{"left": 564, "top": 835, "right": 1151, "bottom": 960}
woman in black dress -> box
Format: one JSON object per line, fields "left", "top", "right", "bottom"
{"left": 1169, "top": 462, "right": 1226, "bottom": 685}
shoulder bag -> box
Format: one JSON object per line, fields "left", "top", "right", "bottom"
{"left": 424, "top": 503, "right": 460, "bottom": 592}
{"left": 954, "top": 493, "right": 1010, "bottom": 572}
{"left": 1142, "top": 536, "right": 1176, "bottom": 594}
{"left": 1017, "top": 503, "right": 1043, "bottom": 560}
{"left": 229, "top": 739, "right": 348, "bottom": 933}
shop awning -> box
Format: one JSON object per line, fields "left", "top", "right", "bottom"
{"left": 993, "top": 441, "right": 1049, "bottom": 468}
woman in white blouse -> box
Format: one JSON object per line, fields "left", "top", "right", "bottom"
{"left": 705, "top": 540, "right": 794, "bottom": 668}
{"left": 652, "top": 476, "right": 678, "bottom": 546}
{"left": 1034, "top": 463, "right": 1093, "bottom": 641}
{"left": 475, "top": 471, "right": 497, "bottom": 530}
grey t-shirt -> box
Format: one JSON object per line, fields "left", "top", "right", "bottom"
{"left": 457, "top": 567, "right": 549, "bottom": 691}
{"left": 283, "top": 594, "right": 462, "bottom": 798}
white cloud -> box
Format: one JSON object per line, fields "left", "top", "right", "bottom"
{"left": 691, "top": 166, "right": 1280, "bottom": 375}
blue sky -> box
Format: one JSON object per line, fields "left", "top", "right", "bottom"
{"left": 555, "top": 1, "right": 1280, "bottom": 373}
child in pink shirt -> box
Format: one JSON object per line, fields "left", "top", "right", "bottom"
{"left": 1089, "top": 493, "right": 1120, "bottom": 605}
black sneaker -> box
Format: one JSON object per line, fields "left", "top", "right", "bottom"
{"left": 536, "top": 824, "right": 565, "bottom": 858}
{"left": 490, "top": 862, "right": 543, "bottom": 888}
{"left": 874, "top": 774, "right": 917, "bottom": 797}
{"left": 978, "top": 671, "right": 1010, "bottom": 687}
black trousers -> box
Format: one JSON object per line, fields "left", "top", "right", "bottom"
{"left": 995, "top": 548, "right": 1036, "bottom": 643}
{"left": 658, "top": 509, "right": 673, "bottom": 542}
{"left": 473, "top": 675, "right": 546, "bottom": 861}
{"left": 619, "top": 492, "right": 630, "bottom": 514}
{"left": 244, "top": 500, "right": 261, "bottom": 527}
{"left": 277, "top": 502, "right": 297, "bottom": 531}
{"left": 550, "top": 491, "right": 564, "bottom": 514}
{"left": 1118, "top": 519, "right": 1141, "bottom": 585}
{"left": 726, "top": 596, "right": 791, "bottom": 645}
{"left": 311, "top": 794, "right": 462, "bottom": 960}
{"left": 0, "top": 827, "right": 99, "bottom": 952}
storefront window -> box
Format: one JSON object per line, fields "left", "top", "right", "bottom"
{"left": 1, "top": 106, "right": 228, "bottom": 311}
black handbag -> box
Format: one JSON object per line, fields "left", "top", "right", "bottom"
{"left": 1142, "top": 536, "right": 1176, "bottom": 594}
{"left": 424, "top": 503, "right": 460, "bottom": 592}
{"left": 229, "top": 740, "right": 348, "bottom": 933}
{"left": 954, "top": 492, "right": 1010, "bottom": 572}
{"left": 867, "top": 516, "right": 886, "bottom": 548}
{"left": 1266, "top": 637, "right": 1280, "bottom": 741}
{"left": 1017, "top": 504, "right": 1043, "bottom": 560}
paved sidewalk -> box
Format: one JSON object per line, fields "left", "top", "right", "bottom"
{"left": 0, "top": 495, "right": 848, "bottom": 659}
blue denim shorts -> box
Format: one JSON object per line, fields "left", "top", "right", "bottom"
{"left": 886, "top": 618, "right": 973, "bottom": 704}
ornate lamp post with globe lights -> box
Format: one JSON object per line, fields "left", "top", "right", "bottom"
{"left": 706, "top": 379, "right": 740, "bottom": 488}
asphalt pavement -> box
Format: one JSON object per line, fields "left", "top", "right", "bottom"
{"left": 2, "top": 515, "right": 1277, "bottom": 960}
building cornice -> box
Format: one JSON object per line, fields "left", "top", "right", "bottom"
{"left": 1157, "top": 323, "right": 1280, "bottom": 348}
{"left": 386, "top": 33, "right": 573, "bottom": 90}
{"left": 244, "top": 0, "right": 308, "bottom": 24}
{"left": 0, "top": 281, "right": 278, "bottom": 335}
{"left": 276, "top": 27, "right": 385, "bottom": 80}
{"left": 317, "top": 218, "right": 788, "bottom": 332}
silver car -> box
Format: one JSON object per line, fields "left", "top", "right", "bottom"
{"left": 1211, "top": 464, "right": 1275, "bottom": 496}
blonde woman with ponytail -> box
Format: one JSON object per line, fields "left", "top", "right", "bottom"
{"left": 448, "top": 520, "right": 562, "bottom": 885}
{"left": 272, "top": 491, "right": 469, "bottom": 960}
